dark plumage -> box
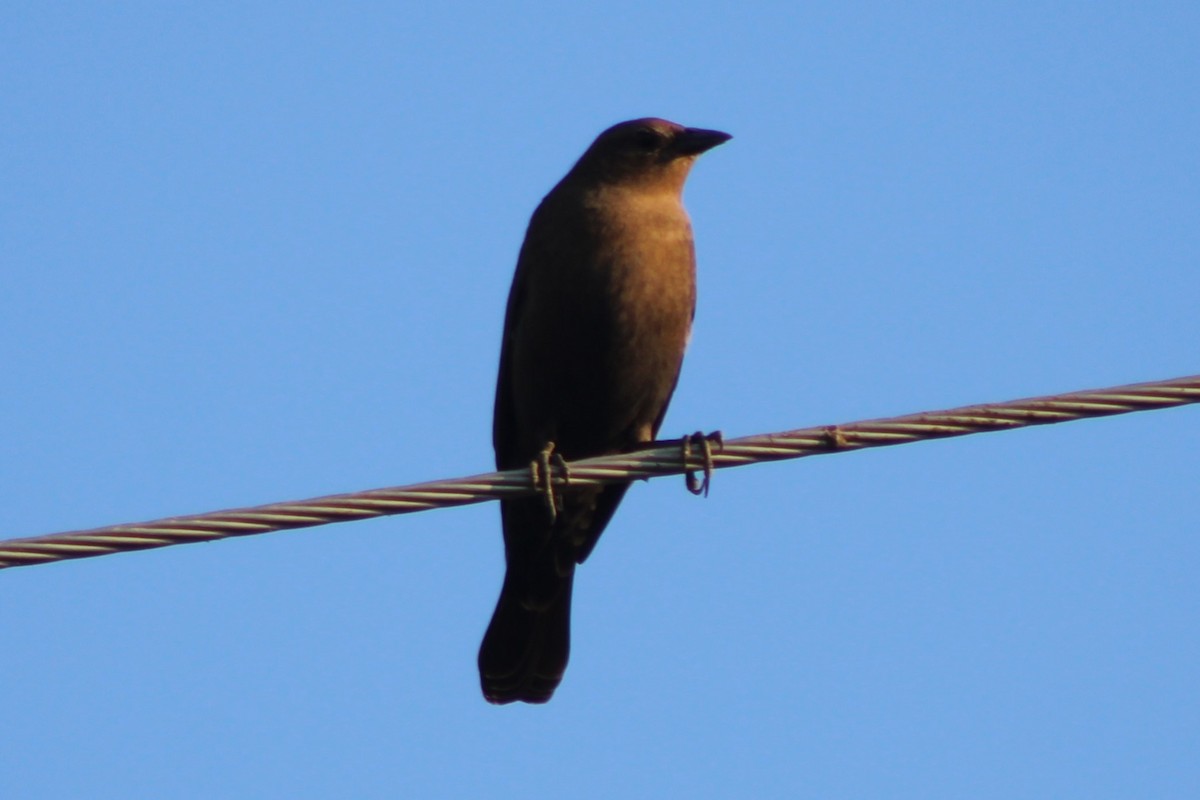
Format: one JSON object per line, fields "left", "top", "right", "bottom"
{"left": 480, "top": 118, "right": 730, "bottom": 704}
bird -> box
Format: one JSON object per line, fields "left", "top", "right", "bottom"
{"left": 478, "top": 118, "right": 730, "bottom": 704}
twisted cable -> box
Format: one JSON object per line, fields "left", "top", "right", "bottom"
{"left": 2, "top": 374, "right": 1197, "bottom": 570}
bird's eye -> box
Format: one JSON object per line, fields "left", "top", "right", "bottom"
{"left": 633, "top": 128, "right": 661, "bottom": 151}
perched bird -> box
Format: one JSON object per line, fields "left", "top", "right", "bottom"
{"left": 479, "top": 118, "right": 730, "bottom": 704}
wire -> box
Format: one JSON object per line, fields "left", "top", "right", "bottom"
{"left": 2, "top": 374, "right": 1197, "bottom": 570}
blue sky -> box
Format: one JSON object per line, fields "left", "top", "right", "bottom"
{"left": 2, "top": 3, "right": 1198, "bottom": 798}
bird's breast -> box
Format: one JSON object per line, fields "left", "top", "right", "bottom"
{"left": 506, "top": 186, "right": 698, "bottom": 455}
{"left": 585, "top": 193, "right": 695, "bottom": 346}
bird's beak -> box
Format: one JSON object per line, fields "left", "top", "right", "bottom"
{"left": 674, "top": 127, "right": 732, "bottom": 156}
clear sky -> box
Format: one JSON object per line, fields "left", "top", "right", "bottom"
{"left": 3, "top": 3, "right": 1198, "bottom": 798}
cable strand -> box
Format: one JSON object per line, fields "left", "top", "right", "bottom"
{"left": 2, "top": 373, "right": 1197, "bottom": 570}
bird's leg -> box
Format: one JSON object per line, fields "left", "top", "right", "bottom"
{"left": 530, "top": 442, "right": 569, "bottom": 523}
{"left": 681, "top": 430, "right": 723, "bottom": 497}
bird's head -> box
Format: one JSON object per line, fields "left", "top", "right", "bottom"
{"left": 568, "top": 118, "right": 731, "bottom": 194}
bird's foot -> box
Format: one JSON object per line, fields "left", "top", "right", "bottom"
{"left": 681, "top": 430, "right": 723, "bottom": 497}
{"left": 530, "top": 442, "right": 570, "bottom": 523}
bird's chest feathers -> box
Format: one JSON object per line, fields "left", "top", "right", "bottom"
{"left": 573, "top": 191, "right": 696, "bottom": 331}
{"left": 514, "top": 189, "right": 695, "bottom": 411}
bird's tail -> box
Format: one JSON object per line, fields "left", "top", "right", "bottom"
{"left": 478, "top": 565, "right": 574, "bottom": 704}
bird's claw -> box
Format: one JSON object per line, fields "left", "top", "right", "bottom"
{"left": 531, "top": 443, "right": 570, "bottom": 523}
{"left": 682, "top": 430, "right": 723, "bottom": 497}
